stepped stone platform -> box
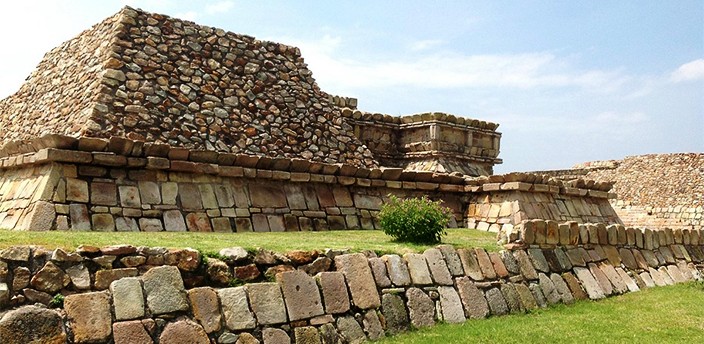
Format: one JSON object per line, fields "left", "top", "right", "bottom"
{"left": 0, "top": 6, "right": 619, "bottom": 232}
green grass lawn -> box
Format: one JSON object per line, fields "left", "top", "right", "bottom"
{"left": 0, "top": 228, "right": 499, "bottom": 255}
{"left": 380, "top": 282, "right": 704, "bottom": 344}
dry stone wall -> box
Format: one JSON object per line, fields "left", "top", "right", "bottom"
{"left": 533, "top": 154, "right": 704, "bottom": 229}
{"left": 342, "top": 109, "right": 502, "bottom": 176}
{"left": 0, "top": 7, "right": 376, "bottom": 168}
{"left": 1, "top": 221, "right": 702, "bottom": 343}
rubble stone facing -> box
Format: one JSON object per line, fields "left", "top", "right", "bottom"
{"left": 0, "top": 222, "right": 703, "bottom": 343}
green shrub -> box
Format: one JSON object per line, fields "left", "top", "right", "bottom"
{"left": 378, "top": 195, "right": 452, "bottom": 244}
{"left": 49, "top": 293, "right": 65, "bottom": 308}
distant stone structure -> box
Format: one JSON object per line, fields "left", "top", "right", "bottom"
{"left": 532, "top": 153, "right": 704, "bottom": 230}
{"left": 0, "top": 7, "right": 619, "bottom": 232}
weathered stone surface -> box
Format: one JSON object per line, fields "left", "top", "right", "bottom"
{"left": 527, "top": 248, "right": 550, "bottom": 273}
{"left": 0, "top": 283, "right": 8, "bottom": 308}
{"left": 588, "top": 262, "right": 614, "bottom": 295}
{"left": 382, "top": 293, "right": 410, "bottom": 334}
{"left": 369, "top": 257, "right": 392, "bottom": 287}
{"left": 220, "top": 246, "right": 250, "bottom": 261}
{"left": 406, "top": 287, "right": 436, "bottom": 328}
{"left": 573, "top": 266, "right": 605, "bottom": 299}
{"left": 0, "top": 246, "right": 31, "bottom": 261}
{"left": 456, "top": 276, "right": 490, "bottom": 319}
{"left": 236, "top": 332, "right": 261, "bottom": 344}
{"left": 111, "top": 277, "right": 145, "bottom": 320}
{"left": 12, "top": 266, "right": 31, "bottom": 290}
{"left": 319, "top": 323, "right": 344, "bottom": 344}
{"left": 550, "top": 273, "right": 574, "bottom": 304}
{"left": 648, "top": 267, "right": 667, "bottom": 286}
{"left": 500, "top": 250, "right": 520, "bottom": 274}
{"left": 538, "top": 273, "right": 561, "bottom": 305}
{"left": 336, "top": 316, "right": 366, "bottom": 344}
{"left": 164, "top": 248, "right": 201, "bottom": 271}
{"left": 489, "top": 252, "right": 510, "bottom": 278}
{"left": 657, "top": 266, "right": 675, "bottom": 285}
{"left": 334, "top": 253, "right": 380, "bottom": 309}
{"left": 614, "top": 267, "right": 640, "bottom": 292}
{"left": 513, "top": 250, "right": 539, "bottom": 280}
{"left": 565, "top": 248, "right": 586, "bottom": 267}
{"left": 206, "top": 257, "right": 232, "bottom": 285}
{"left": 30, "top": 261, "right": 70, "bottom": 294}
{"left": 263, "top": 328, "right": 291, "bottom": 344}
{"left": 316, "top": 271, "right": 350, "bottom": 314}
{"left": 514, "top": 283, "right": 538, "bottom": 311}
{"left": 300, "top": 256, "right": 332, "bottom": 276}
{"left": 219, "top": 287, "right": 257, "bottom": 330}
{"left": 163, "top": 210, "right": 187, "bottom": 231}
{"left": 598, "top": 263, "right": 628, "bottom": 294}
{"left": 247, "top": 282, "right": 287, "bottom": 325}
{"left": 424, "top": 248, "right": 453, "bottom": 285}
{"left": 277, "top": 270, "right": 324, "bottom": 320}
{"left": 113, "top": 320, "right": 154, "bottom": 344}
{"left": 188, "top": 287, "right": 222, "bottom": 333}
{"left": 363, "top": 310, "right": 385, "bottom": 340}
{"left": 142, "top": 265, "right": 188, "bottom": 314}
{"left": 561, "top": 272, "right": 589, "bottom": 300}
{"left": 457, "top": 248, "right": 484, "bottom": 280}
{"left": 438, "top": 245, "right": 464, "bottom": 276}
{"left": 159, "top": 319, "right": 209, "bottom": 344}
{"left": 500, "top": 283, "right": 524, "bottom": 313}
{"left": 439, "top": 285, "right": 467, "bottom": 323}
{"left": 95, "top": 267, "right": 138, "bottom": 290}
{"left": 485, "top": 287, "right": 509, "bottom": 316}
{"left": 529, "top": 283, "right": 547, "bottom": 308}
{"left": 64, "top": 291, "right": 112, "bottom": 343}
{"left": 474, "top": 248, "right": 497, "bottom": 279}
{"left": 0, "top": 305, "right": 66, "bottom": 344}
{"left": 666, "top": 265, "right": 687, "bottom": 283}
{"left": 403, "top": 253, "right": 433, "bottom": 285}
{"left": 382, "top": 254, "right": 411, "bottom": 286}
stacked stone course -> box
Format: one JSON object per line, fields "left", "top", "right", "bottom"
{"left": 1, "top": 220, "right": 702, "bottom": 343}
{"left": 534, "top": 153, "right": 704, "bottom": 229}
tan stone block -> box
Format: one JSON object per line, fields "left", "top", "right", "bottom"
{"left": 185, "top": 213, "right": 212, "bottom": 232}
{"left": 66, "top": 178, "right": 89, "bottom": 203}
{"left": 92, "top": 214, "right": 115, "bottom": 232}
{"left": 277, "top": 270, "right": 324, "bottom": 321}
{"left": 65, "top": 291, "right": 112, "bottom": 343}
{"left": 113, "top": 321, "right": 153, "bottom": 344}
{"left": 188, "top": 287, "right": 222, "bottom": 333}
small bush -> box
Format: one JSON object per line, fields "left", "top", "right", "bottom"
{"left": 49, "top": 294, "right": 65, "bottom": 308}
{"left": 379, "top": 195, "right": 452, "bottom": 244}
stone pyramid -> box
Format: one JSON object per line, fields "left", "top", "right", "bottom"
{"left": 0, "top": 6, "right": 377, "bottom": 168}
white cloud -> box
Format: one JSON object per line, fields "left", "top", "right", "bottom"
{"left": 175, "top": 10, "right": 199, "bottom": 21}
{"left": 670, "top": 59, "right": 704, "bottom": 82}
{"left": 289, "top": 35, "right": 631, "bottom": 95}
{"left": 409, "top": 39, "right": 444, "bottom": 51}
{"left": 205, "top": 1, "right": 235, "bottom": 15}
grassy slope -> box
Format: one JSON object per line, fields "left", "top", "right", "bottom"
{"left": 380, "top": 283, "right": 704, "bottom": 344}
{"left": 0, "top": 228, "right": 499, "bottom": 255}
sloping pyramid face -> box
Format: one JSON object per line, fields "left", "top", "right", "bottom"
{"left": 0, "top": 7, "right": 377, "bottom": 168}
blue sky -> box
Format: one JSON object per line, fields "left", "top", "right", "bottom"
{"left": 0, "top": 1, "right": 701, "bottom": 173}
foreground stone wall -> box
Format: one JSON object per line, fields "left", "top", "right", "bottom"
{"left": 1, "top": 221, "right": 702, "bottom": 343}
{"left": 532, "top": 153, "right": 704, "bottom": 229}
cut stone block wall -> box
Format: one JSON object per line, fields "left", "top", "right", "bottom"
{"left": 531, "top": 153, "right": 704, "bottom": 230}
{"left": 0, "top": 135, "right": 620, "bottom": 232}
{"left": 1, "top": 221, "right": 702, "bottom": 343}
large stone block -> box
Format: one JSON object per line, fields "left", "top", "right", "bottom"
{"left": 404, "top": 253, "right": 433, "bottom": 285}
{"left": 485, "top": 287, "right": 509, "bottom": 316}
{"left": 438, "top": 244, "right": 464, "bottom": 276}
{"left": 573, "top": 267, "right": 605, "bottom": 300}
{"left": 381, "top": 293, "right": 409, "bottom": 335}
{"left": 406, "top": 287, "right": 435, "bottom": 328}
{"left": 277, "top": 270, "right": 324, "bottom": 320}
{"left": 64, "top": 291, "right": 112, "bottom": 343}
{"left": 142, "top": 265, "right": 188, "bottom": 314}
{"left": 188, "top": 287, "right": 222, "bottom": 333}
{"left": 456, "top": 276, "right": 490, "bottom": 319}
{"left": 438, "top": 286, "right": 466, "bottom": 323}
{"left": 336, "top": 316, "right": 366, "bottom": 344}
{"left": 263, "top": 328, "right": 291, "bottom": 344}
{"left": 0, "top": 305, "right": 66, "bottom": 344}
{"left": 95, "top": 267, "right": 139, "bottom": 290}
{"left": 218, "top": 287, "right": 257, "bottom": 330}
{"left": 159, "top": 319, "right": 209, "bottom": 344}
{"left": 110, "top": 277, "right": 145, "bottom": 320}
{"left": 457, "top": 248, "right": 484, "bottom": 280}
{"left": 113, "top": 320, "right": 154, "bottom": 344}
{"left": 250, "top": 183, "right": 287, "bottom": 208}
{"left": 316, "top": 271, "right": 351, "bottom": 314}
{"left": 334, "top": 253, "right": 381, "bottom": 309}
{"left": 247, "top": 282, "right": 288, "bottom": 325}
{"left": 424, "top": 248, "right": 453, "bottom": 285}
{"left": 382, "top": 254, "right": 411, "bottom": 286}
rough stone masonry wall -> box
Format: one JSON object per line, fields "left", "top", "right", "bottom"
{"left": 1, "top": 220, "right": 703, "bottom": 343}
{"left": 0, "top": 6, "right": 376, "bottom": 168}
{"left": 534, "top": 154, "right": 704, "bottom": 230}
{"left": 464, "top": 172, "right": 620, "bottom": 233}
{"left": 0, "top": 135, "right": 469, "bottom": 232}
{"left": 342, "top": 109, "right": 502, "bottom": 176}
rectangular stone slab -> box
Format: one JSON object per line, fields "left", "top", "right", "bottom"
{"left": 334, "top": 253, "right": 381, "bottom": 309}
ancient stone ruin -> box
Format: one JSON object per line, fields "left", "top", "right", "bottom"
{"left": 0, "top": 6, "right": 615, "bottom": 233}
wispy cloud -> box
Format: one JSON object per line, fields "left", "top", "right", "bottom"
{"left": 205, "top": 1, "right": 235, "bottom": 15}
{"left": 291, "top": 35, "right": 630, "bottom": 94}
{"left": 670, "top": 59, "right": 704, "bottom": 82}
{"left": 409, "top": 39, "right": 444, "bottom": 52}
